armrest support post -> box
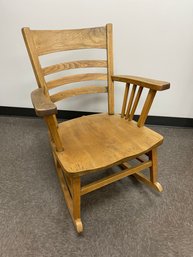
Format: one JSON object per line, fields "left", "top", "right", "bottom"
{"left": 44, "top": 115, "right": 64, "bottom": 152}
{"left": 137, "top": 89, "right": 156, "bottom": 127}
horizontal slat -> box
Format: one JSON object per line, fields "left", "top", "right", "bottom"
{"left": 47, "top": 73, "right": 107, "bottom": 89}
{"left": 80, "top": 160, "right": 152, "bottom": 196}
{"left": 32, "top": 26, "right": 107, "bottom": 55}
{"left": 50, "top": 86, "right": 108, "bottom": 102}
{"left": 43, "top": 60, "right": 107, "bottom": 76}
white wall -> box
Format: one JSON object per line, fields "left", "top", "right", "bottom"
{"left": 1, "top": 0, "right": 193, "bottom": 118}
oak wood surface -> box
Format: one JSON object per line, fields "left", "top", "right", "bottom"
{"left": 50, "top": 86, "right": 107, "bottom": 102}
{"left": 31, "top": 88, "right": 57, "bottom": 116}
{"left": 55, "top": 161, "right": 83, "bottom": 232}
{"left": 121, "top": 162, "right": 163, "bottom": 192}
{"left": 44, "top": 115, "right": 64, "bottom": 152}
{"left": 47, "top": 73, "right": 107, "bottom": 89}
{"left": 137, "top": 89, "right": 156, "bottom": 127}
{"left": 129, "top": 86, "right": 143, "bottom": 121}
{"left": 43, "top": 60, "right": 107, "bottom": 76}
{"left": 149, "top": 148, "right": 158, "bottom": 183}
{"left": 22, "top": 28, "right": 47, "bottom": 90}
{"left": 22, "top": 23, "right": 169, "bottom": 233}
{"left": 56, "top": 114, "right": 163, "bottom": 174}
{"left": 133, "top": 173, "right": 163, "bottom": 192}
{"left": 125, "top": 84, "right": 137, "bottom": 119}
{"left": 81, "top": 160, "right": 152, "bottom": 195}
{"left": 31, "top": 26, "right": 107, "bottom": 55}
{"left": 22, "top": 24, "right": 114, "bottom": 114}
{"left": 121, "top": 83, "right": 130, "bottom": 118}
{"left": 112, "top": 75, "right": 170, "bottom": 91}
{"left": 106, "top": 24, "right": 114, "bottom": 114}
{"left": 72, "top": 177, "right": 81, "bottom": 220}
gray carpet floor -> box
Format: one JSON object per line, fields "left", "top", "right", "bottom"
{"left": 0, "top": 116, "right": 193, "bottom": 257}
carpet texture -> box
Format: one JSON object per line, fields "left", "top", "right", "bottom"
{"left": 0, "top": 116, "right": 193, "bottom": 257}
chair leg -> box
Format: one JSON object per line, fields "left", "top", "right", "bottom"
{"left": 53, "top": 152, "right": 83, "bottom": 233}
{"left": 71, "top": 176, "right": 83, "bottom": 233}
{"left": 148, "top": 148, "right": 163, "bottom": 192}
{"left": 149, "top": 148, "right": 158, "bottom": 183}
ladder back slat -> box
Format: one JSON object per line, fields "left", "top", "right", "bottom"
{"left": 47, "top": 73, "right": 107, "bottom": 89}
{"left": 50, "top": 86, "right": 108, "bottom": 102}
{"left": 43, "top": 60, "right": 107, "bottom": 76}
{"left": 31, "top": 27, "right": 107, "bottom": 56}
{"left": 129, "top": 86, "right": 143, "bottom": 121}
{"left": 125, "top": 84, "right": 137, "bottom": 119}
{"left": 121, "top": 83, "right": 130, "bottom": 118}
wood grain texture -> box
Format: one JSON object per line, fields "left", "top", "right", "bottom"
{"left": 125, "top": 84, "right": 137, "bottom": 119}
{"left": 106, "top": 23, "right": 114, "bottom": 114}
{"left": 44, "top": 115, "right": 64, "bottom": 152}
{"left": 47, "top": 73, "right": 107, "bottom": 89}
{"left": 56, "top": 114, "right": 163, "bottom": 174}
{"left": 137, "top": 89, "right": 156, "bottom": 127}
{"left": 81, "top": 160, "right": 152, "bottom": 195}
{"left": 72, "top": 177, "right": 81, "bottom": 220}
{"left": 22, "top": 28, "right": 47, "bottom": 91}
{"left": 50, "top": 86, "right": 107, "bottom": 102}
{"left": 120, "top": 160, "right": 163, "bottom": 192}
{"left": 31, "top": 26, "right": 107, "bottom": 55}
{"left": 43, "top": 60, "right": 107, "bottom": 76}
{"left": 31, "top": 88, "right": 57, "bottom": 116}
{"left": 121, "top": 83, "right": 130, "bottom": 118}
{"left": 133, "top": 173, "right": 163, "bottom": 192}
{"left": 54, "top": 161, "right": 83, "bottom": 232}
{"left": 149, "top": 148, "right": 158, "bottom": 183}
{"left": 129, "top": 86, "right": 143, "bottom": 121}
{"left": 112, "top": 75, "right": 170, "bottom": 91}
{"left": 22, "top": 24, "right": 169, "bottom": 233}
{"left": 55, "top": 162, "right": 73, "bottom": 214}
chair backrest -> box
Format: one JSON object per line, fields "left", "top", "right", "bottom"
{"left": 22, "top": 24, "right": 114, "bottom": 114}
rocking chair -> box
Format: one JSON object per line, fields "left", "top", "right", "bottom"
{"left": 22, "top": 24, "right": 170, "bottom": 233}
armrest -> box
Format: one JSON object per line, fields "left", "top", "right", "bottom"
{"left": 31, "top": 88, "right": 57, "bottom": 117}
{"left": 112, "top": 75, "right": 170, "bottom": 91}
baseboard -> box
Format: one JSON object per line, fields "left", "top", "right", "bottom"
{"left": 0, "top": 106, "right": 193, "bottom": 127}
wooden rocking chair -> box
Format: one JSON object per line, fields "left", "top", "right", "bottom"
{"left": 22, "top": 24, "right": 170, "bottom": 233}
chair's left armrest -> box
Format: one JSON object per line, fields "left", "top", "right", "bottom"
{"left": 31, "top": 88, "right": 57, "bottom": 117}
{"left": 112, "top": 75, "right": 170, "bottom": 91}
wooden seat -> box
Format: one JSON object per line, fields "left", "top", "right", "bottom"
{"left": 57, "top": 114, "right": 163, "bottom": 174}
{"left": 22, "top": 24, "right": 170, "bottom": 233}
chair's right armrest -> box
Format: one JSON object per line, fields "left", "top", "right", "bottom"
{"left": 112, "top": 75, "right": 170, "bottom": 91}
{"left": 31, "top": 88, "right": 57, "bottom": 117}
